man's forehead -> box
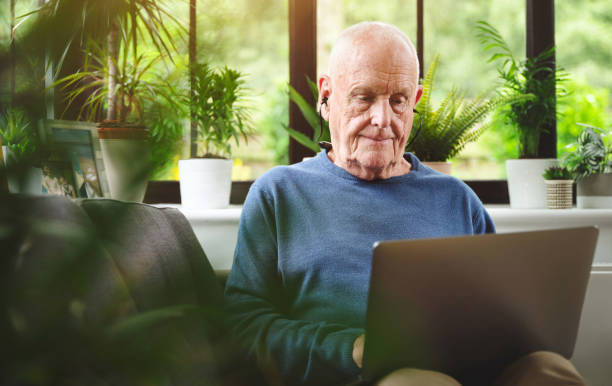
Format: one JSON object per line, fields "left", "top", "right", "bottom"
{"left": 328, "top": 23, "right": 419, "bottom": 86}
{"left": 337, "top": 50, "right": 417, "bottom": 93}
{"left": 348, "top": 82, "right": 414, "bottom": 95}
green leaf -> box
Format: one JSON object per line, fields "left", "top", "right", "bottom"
{"left": 281, "top": 124, "right": 320, "bottom": 153}
{"left": 288, "top": 85, "right": 320, "bottom": 135}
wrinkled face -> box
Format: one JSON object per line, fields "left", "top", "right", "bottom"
{"left": 320, "top": 37, "right": 421, "bottom": 178}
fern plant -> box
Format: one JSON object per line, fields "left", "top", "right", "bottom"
{"left": 476, "top": 21, "right": 566, "bottom": 159}
{"left": 406, "top": 54, "right": 529, "bottom": 162}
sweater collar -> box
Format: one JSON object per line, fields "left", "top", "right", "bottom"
{"left": 314, "top": 150, "right": 424, "bottom": 183}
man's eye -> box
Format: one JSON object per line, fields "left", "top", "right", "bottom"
{"left": 357, "top": 96, "right": 374, "bottom": 103}
{"left": 390, "top": 97, "right": 407, "bottom": 112}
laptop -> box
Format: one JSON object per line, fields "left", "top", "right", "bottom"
{"left": 361, "top": 227, "right": 599, "bottom": 385}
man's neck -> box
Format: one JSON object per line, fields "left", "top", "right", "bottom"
{"left": 327, "top": 150, "right": 412, "bottom": 181}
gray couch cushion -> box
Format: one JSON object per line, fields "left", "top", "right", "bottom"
{"left": 0, "top": 194, "right": 140, "bottom": 383}
{"left": 76, "top": 199, "right": 224, "bottom": 311}
{"left": 0, "top": 194, "right": 135, "bottom": 326}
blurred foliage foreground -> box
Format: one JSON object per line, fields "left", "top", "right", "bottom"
{"left": 0, "top": 189, "right": 270, "bottom": 386}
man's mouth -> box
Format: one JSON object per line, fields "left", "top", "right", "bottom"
{"left": 359, "top": 135, "right": 393, "bottom": 143}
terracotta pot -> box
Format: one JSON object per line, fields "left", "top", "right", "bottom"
{"left": 97, "top": 126, "right": 151, "bottom": 202}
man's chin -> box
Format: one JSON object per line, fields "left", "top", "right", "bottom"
{"left": 353, "top": 153, "right": 394, "bottom": 172}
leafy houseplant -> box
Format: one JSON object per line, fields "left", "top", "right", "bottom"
{"left": 476, "top": 20, "right": 565, "bottom": 208}
{"left": 0, "top": 108, "right": 42, "bottom": 194}
{"left": 562, "top": 124, "right": 612, "bottom": 179}
{"left": 178, "top": 63, "right": 253, "bottom": 210}
{"left": 282, "top": 78, "right": 330, "bottom": 154}
{"left": 188, "top": 63, "right": 252, "bottom": 159}
{"left": 542, "top": 166, "right": 573, "bottom": 181}
{"left": 37, "top": 0, "right": 183, "bottom": 202}
{"left": 405, "top": 54, "right": 529, "bottom": 174}
{"left": 39, "top": 0, "right": 182, "bottom": 124}
{"left": 561, "top": 124, "right": 612, "bottom": 208}
{"left": 476, "top": 21, "right": 564, "bottom": 159}
{"left": 0, "top": 108, "right": 36, "bottom": 163}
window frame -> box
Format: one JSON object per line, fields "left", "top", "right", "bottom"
{"left": 145, "top": 0, "right": 557, "bottom": 205}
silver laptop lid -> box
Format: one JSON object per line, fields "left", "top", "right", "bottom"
{"left": 362, "top": 227, "right": 598, "bottom": 384}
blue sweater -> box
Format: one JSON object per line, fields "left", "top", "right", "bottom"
{"left": 224, "top": 151, "right": 495, "bottom": 385}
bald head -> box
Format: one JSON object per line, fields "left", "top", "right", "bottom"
{"left": 328, "top": 22, "right": 419, "bottom": 87}
{"left": 318, "top": 22, "right": 423, "bottom": 181}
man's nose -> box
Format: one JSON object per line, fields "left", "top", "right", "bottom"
{"left": 370, "top": 97, "right": 392, "bottom": 128}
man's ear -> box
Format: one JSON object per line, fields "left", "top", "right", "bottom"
{"left": 414, "top": 84, "right": 424, "bottom": 106}
{"left": 318, "top": 75, "right": 332, "bottom": 121}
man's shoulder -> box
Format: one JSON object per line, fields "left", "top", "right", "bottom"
{"left": 415, "top": 165, "right": 467, "bottom": 188}
{"left": 250, "top": 157, "right": 325, "bottom": 195}
{"left": 413, "top": 165, "right": 481, "bottom": 202}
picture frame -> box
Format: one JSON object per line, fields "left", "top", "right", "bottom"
{"left": 39, "top": 119, "right": 110, "bottom": 198}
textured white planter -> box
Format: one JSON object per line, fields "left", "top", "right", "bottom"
{"left": 577, "top": 173, "right": 612, "bottom": 209}
{"left": 422, "top": 161, "right": 452, "bottom": 175}
{"left": 506, "top": 158, "right": 558, "bottom": 209}
{"left": 179, "top": 158, "right": 233, "bottom": 210}
{"left": 545, "top": 180, "right": 574, "bottom": 209}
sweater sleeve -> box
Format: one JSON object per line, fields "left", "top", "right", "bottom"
{"left": 224, "top": 182, "right": 363, "bottom": 386}
{"left": 471, "top": 199, "right": 496, "bottom": 234}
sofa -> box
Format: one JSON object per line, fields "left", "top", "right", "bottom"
{"left": 0, "top": 194, "right": 265, "bottom": 386}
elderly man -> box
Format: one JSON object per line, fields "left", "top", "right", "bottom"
{"left": 224, "top": 22, "right": 585, "bottom": 386}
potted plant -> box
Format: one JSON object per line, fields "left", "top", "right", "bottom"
{"left": 562, "top": 124, "right": 612, "bottom": 208}
{"left": 178, "top": 63, "right": 253, "bottom": 210}
{"left": 41, "top": 0, "right": 183, "bottom": 202}
{"left": 405, "top": 54, "right": 529, "bottom": 174}
{"left": 542, "top": 166, "right": 574, "bottom": 209}
{"left": 0, "top": 107, "right": 42, "bottom": 194}
{"left": 282, "top": 78, "right": 331, "bottom": 156}
{"left": 477, "top": 21, "right": 565, "bottom": 208}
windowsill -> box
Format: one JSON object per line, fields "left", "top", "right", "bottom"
{"left": 155, "top": 203, "right": 612, "bottom": 269}
{"left": 486, "top": 205, "right": 612, "bottom": 266}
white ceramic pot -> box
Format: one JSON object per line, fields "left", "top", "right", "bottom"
{"left": 178, "top": 158, "right": 233, "bottom": 210}
{"left": 577, "top": 173, "right": 612, "bottom": 209}
{"left": 506, "top": 158, "right": 558, "bottom": 209}
{"left": 99, "top": 138, "right": 151, "bottom": 202}
{"left": 422, "top": 161, "right": 452, "bottom": 175}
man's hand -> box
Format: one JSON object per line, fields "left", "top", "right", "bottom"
{"left": 353, "top": 333, "right": 365, "bottom": 368}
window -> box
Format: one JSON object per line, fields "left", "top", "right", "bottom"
{"left": 195, "top": 0, "right": 289, "bottom": 181}
{"left": 150, "top": 0, "right": 289, "bottom": 181}
{"left": 424, "top": 0, "right": 525, "bottom": 180}
{"left": 555, "top": 0, "right": 612, "bottom": 153}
